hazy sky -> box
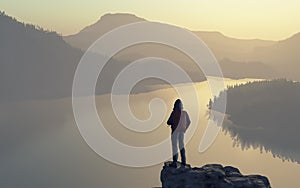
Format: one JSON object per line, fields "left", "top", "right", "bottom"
{"left": 1, "top": 0, "right": 300, "bottom": 40}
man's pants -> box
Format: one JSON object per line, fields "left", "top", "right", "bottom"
{"left": 171, "top": 131, "right": 186, "bottom": 164}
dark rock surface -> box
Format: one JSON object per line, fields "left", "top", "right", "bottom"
{"left": 160, "top": 162, "right": 271, "bottom": 188}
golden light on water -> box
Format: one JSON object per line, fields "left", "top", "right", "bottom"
{"left": 93, "top": 78, "right": 300, "bottom": 187}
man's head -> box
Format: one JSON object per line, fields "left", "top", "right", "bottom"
{"left": 173, "top": 99, "right": 183, "bottom": 110}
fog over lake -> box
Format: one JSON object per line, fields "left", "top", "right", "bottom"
{"left": 1, "top": 78, "right": 299, "bottom": 188}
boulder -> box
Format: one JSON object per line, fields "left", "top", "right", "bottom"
{"left": 160, "top": 161, "right": 271, "bottom": 188}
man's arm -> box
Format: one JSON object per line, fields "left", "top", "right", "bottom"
{"left": 167, "top": 112, "right": 173, "bottom": 126}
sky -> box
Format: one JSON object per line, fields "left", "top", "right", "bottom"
{"left": 1, "top": 0, "right": 300, "bottom": 40}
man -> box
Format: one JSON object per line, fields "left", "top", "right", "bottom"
{"left": 167, "top": 99, "right": 191, "bottom": 167}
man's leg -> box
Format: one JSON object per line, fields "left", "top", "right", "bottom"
{"left": 171, "top": 132, "right": 178, "bottom": 164}
{"left": 179, "top": 132, "right": 186, "bottom": 165}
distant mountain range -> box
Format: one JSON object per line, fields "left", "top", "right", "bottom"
{"left": 1, "top": 12, "right": 300, "bottom": 100}
{"left": 64, "top": 13, "right": 300, "bottom": 80}
{"left": 64, "top": 13, "right": 275, "bottom": 61}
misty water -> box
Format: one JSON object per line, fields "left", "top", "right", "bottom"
{"left": 1, "top": 78, "right": 299, "bottom": 187}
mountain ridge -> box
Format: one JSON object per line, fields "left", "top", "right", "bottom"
{"left": 64, "top": 13, "right": 278, "bottom": 54}
{"left": 0, "top": 11, "right": 83, "bottom": 100}
{"left": 63, "top": 13, "right": 300, "bottom": 80}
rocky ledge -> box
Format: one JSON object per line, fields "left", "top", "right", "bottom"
{"left": 161, "top": 162, "right": 271, "bottom": 188}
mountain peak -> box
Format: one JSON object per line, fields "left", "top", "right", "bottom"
{"left": 79, "top": 12, "right": 145, "bottom": 34}
{"left": 64, "top": 13, "right": 146, "bottom": 49}
{"left": 99, "top": 13, "right": 145, "bottom": 21}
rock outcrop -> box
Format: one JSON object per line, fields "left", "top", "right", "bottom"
{"left": 161, "top": 162, "right": 271, "bottom": 188}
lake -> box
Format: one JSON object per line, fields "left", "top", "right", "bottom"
{"left": 0, "top": 78, "right": 299, "bottom": 187}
